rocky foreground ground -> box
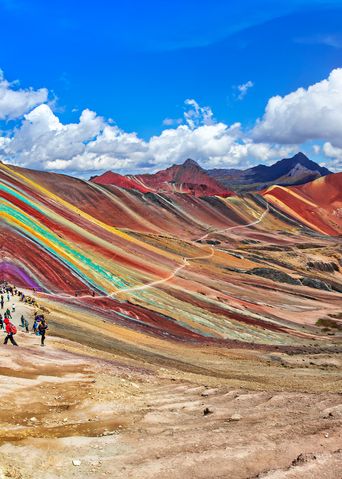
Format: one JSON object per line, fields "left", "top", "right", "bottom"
{"left": 0, "top": 294, "right": 340, "bottom": 479}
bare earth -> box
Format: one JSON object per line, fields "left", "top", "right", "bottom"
{"left": 0, "top": 294, "right": 340, "bottom": 479}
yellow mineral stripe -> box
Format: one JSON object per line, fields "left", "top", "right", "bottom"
{"left": 0, "top": 163, "right": 176, "bottom": 260}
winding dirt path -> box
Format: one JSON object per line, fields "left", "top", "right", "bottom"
{"left": 35, "top": 201, "right": 269, "bottom": 302}
{"left": 111, "top": 201, "right": 269, "bottom": 296}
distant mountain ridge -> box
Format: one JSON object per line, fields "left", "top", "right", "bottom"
{"left": 91, "top": 158, "right": 234, "bottom": 197}
{"left": 91, "top": 152, "right": 332, "bottom": 196}
{"left": 207, "top": 152, "right": 331, "bottom": 193}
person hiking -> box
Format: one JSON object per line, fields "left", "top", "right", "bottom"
{"left": 3, "top": 318, "right": 18, "bottom": 346}
{"left": 12, "top": 303, "right": 15, "bottom": 313}
{"left": 24, "top": 318, "right": 29, "bottom": 333}
{"left": 32, "top": 318, "right": 38, "bottom": 334}
{"left": 0, "top": 314, "right": 3, "bottom": 330}
{"left": 33, "top": 312, "right": 41, "bottom": 334}
{"left": 38, "top": 318, "right": 48, "bottom": 347}
{"left": 20, "top": 315, "right": 25, "bottom": 328}
{"left": 0, "top": 295, "right": 3, "bottom": 309}
{"left": 4, "top": 308, "right": 11, "bottom": 320}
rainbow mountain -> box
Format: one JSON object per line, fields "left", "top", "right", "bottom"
{"left": 0, "top": 161, "right": 341, "bottom": 350}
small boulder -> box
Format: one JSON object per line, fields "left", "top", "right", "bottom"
{"left": 292, "top": 453, "right": 316, "bottom": 466}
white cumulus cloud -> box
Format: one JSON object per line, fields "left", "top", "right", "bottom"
{"left": 0, "top": 99, "right": 294, "bottom": 175}
{"left": 0, "top": 70, "right": 48, "bottom": 120}
{"left": 1, "top": 68, "right": 340, "bottom": 175}
{"left": 3, "top": 104, "right": 105, "bottom": 169}
{"left": 253, "top": 68, "right": 342, "bottom": 148}
{"left": 322, "top": 142, "right": 342, "bottom": 172}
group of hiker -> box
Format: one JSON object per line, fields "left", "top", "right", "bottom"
{"left": 0, "top": 283, "right": 48, "bottom": 347}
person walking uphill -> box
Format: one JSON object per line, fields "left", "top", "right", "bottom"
{"left": 38, "top": 318, "right": 48, "bottom": 347}
{"left": 3, "top": 318, "right": 18, "bottom": 346}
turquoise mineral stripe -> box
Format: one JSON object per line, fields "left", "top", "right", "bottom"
{"left": 1, "top": 201, "right": 128, "bottom": 289}
{"left": 0, "top": 182, "right": 47, "bottom": 216}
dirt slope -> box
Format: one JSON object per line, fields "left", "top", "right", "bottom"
{"left": 0, "top": 293, "right": 340, "bottom": 478}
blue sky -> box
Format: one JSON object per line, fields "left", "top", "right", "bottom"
{"left": 0, "top": 0, "right": 342, "bottom": 176}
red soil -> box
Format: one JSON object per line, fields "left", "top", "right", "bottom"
{"left": 293, "top": 172, "right": 342, "bottom": 207}
{"left": 91, "top": 171, "right": 150, "bottom": 193}
{"left": 263, "top": 173, "right": 342, "bottom": 236}
{"left": 92, "top": 159, "right": 234, "bottom": 197}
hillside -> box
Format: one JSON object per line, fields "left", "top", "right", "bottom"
{"left": 1, "top": 161, "right": 341, "bottom": 336}
{"left": 92, "top": 159, "right": 234, "bottom": 197}
{"left": 263, "top": 173, "right": 342, "bottom": 236}
{"left": 1, "top": 161, "right": 341, "bottom": 478}
{"left": 208, "top": 152, "right": 331, "bottom": 193}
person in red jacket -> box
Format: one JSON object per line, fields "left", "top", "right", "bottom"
{"left": 4, "top": 318, "right": 18, "bottom": 346}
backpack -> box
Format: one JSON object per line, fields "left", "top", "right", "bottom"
{"left": 10, "top": 323, "right": 17, "bottom": 334}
